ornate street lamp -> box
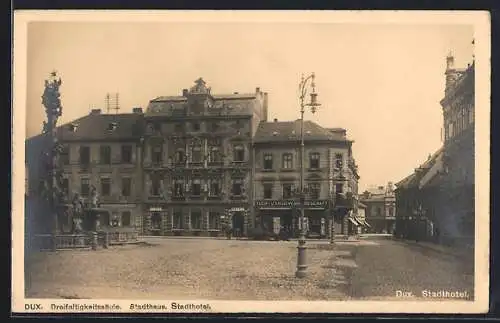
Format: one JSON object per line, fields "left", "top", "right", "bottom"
{"left": 41, "top": 71, "right": 63, "bottom": 251}
{"left": 295, "top": 73, "right": 321, "bottom": 279}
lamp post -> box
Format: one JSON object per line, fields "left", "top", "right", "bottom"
{"left": 295, "top": 73, "right": 321, "bottom": 279}
{"left": 41, "top": 71, "right": 63, "bottom": 251}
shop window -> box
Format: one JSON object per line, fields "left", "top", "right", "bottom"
{"left": 173, "top": 210, "right": 183, "bottom": 229}
{"left": 151, "top": 212, "right": 162, "bottom": 230}
{"left": 209, "top": 212, "right": 220, "bottom": 229}
{"left": 191, "top": 209, "right": 202, "bottom": 230}
{"left": 122, "top": 211, "right": 131, "bottom": 226}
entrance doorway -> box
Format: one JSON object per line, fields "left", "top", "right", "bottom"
{"left": 232, "top": 211, "right": 245, "bottom": 237}
{"left": 151, "top": 212, "right": 162, "bottom": 236}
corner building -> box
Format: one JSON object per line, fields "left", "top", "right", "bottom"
{"left": 141, "top": 78, "right": 268, "bottom": 236}
{"left": 252, "top": 119, "right": 361, "bottom": 238}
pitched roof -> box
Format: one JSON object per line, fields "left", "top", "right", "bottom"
{"left": 395, "top": 147, "right": 444, "bottom": 190}
{"left": 47, "top": 112, "right": 144, "bottom": 142}
{"left": 253, "top": 120, "right": 349, "bottom": 143}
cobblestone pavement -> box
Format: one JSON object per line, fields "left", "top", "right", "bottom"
{"left": 25, "top": 237, "right": 474, "bottom": 301}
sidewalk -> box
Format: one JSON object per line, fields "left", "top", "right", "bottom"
{"left": 395, "top": 238, "right": 474, "bottom": 260}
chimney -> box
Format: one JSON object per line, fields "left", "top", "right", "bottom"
{"left": 182, "top": 89, "right": 188, "bottom": 97}
{"left": 256, "top": 87, "right": 260, "bottom": 93}
{"left": 274, "top": 118, "right": 278, "bottom": 123}
{"left": 132, "top": 107, "right": 143, "bottom": 114}
{"left": 91, "top": 109, "right": 101, "bottom": 115}
{"left": 234, "top": 92, "right": 239, "bottom": 94}
{"left": 262, "top": 92, "right": 269, "bottom": 122}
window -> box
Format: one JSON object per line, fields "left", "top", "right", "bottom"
{"left": 122, "top": 178, "right": 132, "bottom": 197}
{"left": 263, "top": 153, "right": 273, "bottom": 170}
{"left": 174, "top": 123, "right": 184, "bottom": 133}
{"left": 282, "top": 153, "right": 293, "bottom": 169}
{"left": 232, "top": 179, "right": 243, "bottom": 196}
{"left": 335, "top": 183, "right": 343, "bottom": 194}
{"left": 377, "top": 207, "right": 382, "bottom": 217}
{"left": 175, "top": 149, "right": 185, "bottom": 164}
{"left": 192, "top": 122, "right": 201, "bottom": 132}
{"left": 121, "top": 211, "right": 131, "bottom": 226}
{"left": 60, "top": 146, "right": 70, "bottom": 165}
{"left": 191, "top": 146, "right": 202, "bottom": 163}
{"left": 388, "top": 207, "right": 394, "bottom": 217}
{"left": 208, "top": 147, "right": 220, "bottom": 162}
{"left": 100, "top": 178, "right": 111, "bottom": 196}
{"left": 210, "top": 122, "right": 219, "bottom": 132}
{"left": 81, "top": 178, "right": 90, "bottom": 196}
{"left": 335, "top": 153, "right": 343, "bottom": 170}
{"left": 79, "top": 146, "right": 90, "bottom": 165}
{"left": 152, "top": 145, "right": 162, "bottom": 164}
{"left": 209, "top": 179, "right": 220, "bottom": 196}
{"left": 282, "top": 183, "right": 294, "bottom": 199}
{"left": 209, "top": 211, "right": 220, "bottom": 229}
{"left": 173, "top": 178, "right": 184, "bottom": 197}
{"left": 309, "top": 152, "right": 320, "bottom": 169}
{"left": 191, "top": 210, "right": 202, "bottom": 230}
{"left": 151, "top": 212, "right": 162, "bottom": 230}
{"left": 309, "top": 183, "right": 321, "bottom": 199}
{"left": 100, "top": 145, "right": 111, "bottom": 165}
{"left": 233, "top": 145, "right": 245, "bottom": 162}
{"left": 61, "top": 178, "right": 69, "bottom": 195}
{"left": 191, "top": 178, "right": 202, "bottom": 196}
{"left": 151, "top": 177, "right": 161, "bottom": 196}
{"left": 173, "top": 210, "right": 183, "bottom": 229}
{"left": 263, "top": 183, "right": 273, "bottom": 199}
{"left": 121, "top": 145, "right": 133, "bottom": 163}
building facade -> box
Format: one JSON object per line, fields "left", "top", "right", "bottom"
{"left": 360, "top": 183, "right": 396, "bottom": 234}
{"left": 140, "top": 78, "right": 268, "bottom": 236}
{"left": 26, "top": 108, "right": 145, "bottom": 234}
{"left": 252, "top": 119, "right": 363, "bottom": 238}
{"left": 395, "top": 54, "right": 474, "bottom": 246}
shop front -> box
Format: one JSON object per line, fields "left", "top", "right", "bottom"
{"left": 254, "top": 199, "right": 330, "bottom": 238}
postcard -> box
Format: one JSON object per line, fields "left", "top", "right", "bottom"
{"left": 12, "top": 10, "right": 490, "bottom": 314}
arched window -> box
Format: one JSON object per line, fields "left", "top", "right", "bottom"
{"left": 233, "top": 145, "right": 245, "bottom": 162}
{"left": 191, "top": 145, "right": 202, "bottom": 163}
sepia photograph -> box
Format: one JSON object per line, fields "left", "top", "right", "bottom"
{"left": 12, "top": 11, "right": 490, "bottom": 314}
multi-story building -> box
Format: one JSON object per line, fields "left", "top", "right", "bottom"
{"left": 360, "top": 183, "right": 396, "bottom": 234}
{"left": 252, "top": 119, "right": 362, "bottom": 238}
{"left": 140, "top": 78, "right": 268, "bottom": 236}
{"left": 395, "top": 53, "right": 474, "bottom": 246}
{"left": 25, "top": 108, "right": 145, "bottom": 234}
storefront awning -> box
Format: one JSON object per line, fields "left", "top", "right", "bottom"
{"left": 348, "top": 217, "right": 361, "bottom": 226}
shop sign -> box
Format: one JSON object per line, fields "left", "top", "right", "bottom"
{"left": 255, "top": 200, "right": 328, "bottom": 209}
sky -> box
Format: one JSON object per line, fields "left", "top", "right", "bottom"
{"left": 25, "top": 20, "right": 474, "bottom": 192}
